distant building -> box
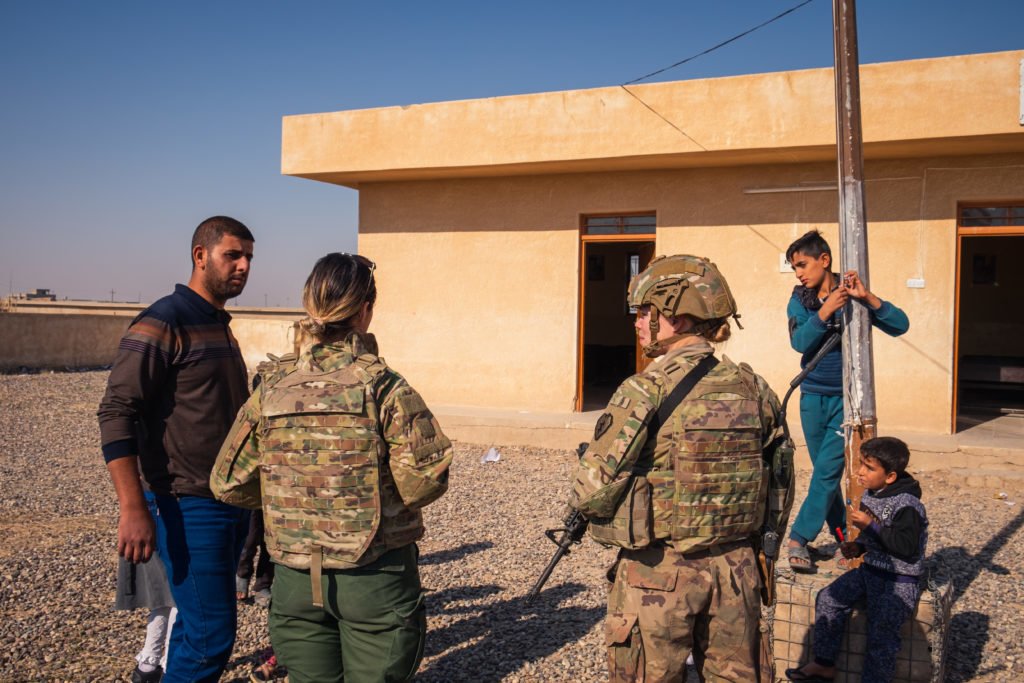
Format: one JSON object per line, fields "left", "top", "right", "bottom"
{"left": 282, "top": 50, "right": 1024, "bottom": 435}
{"left": 15, "top": 288, "right": 57, "bottom": 301}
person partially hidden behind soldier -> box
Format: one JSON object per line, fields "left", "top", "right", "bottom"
{"left": 564, "top": 255, "right": 795, "bottom": 683}
{"left": 98, "top": 216, "right": 254, "bottom": 683}
{"left": 785, "top": 230, "right": 909, "bottom": 572}
{"left": 786, "top": 436, "right": 928, "bottom": 683}
{"left": 210, "top": 252, "right": 454, "bottom": 683}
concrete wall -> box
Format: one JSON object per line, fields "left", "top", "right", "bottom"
{"left": 0, "top": 313, "right": 132, "bottom": 369}
{"left": 231, "top": 315, "right": 302, "bottom": 369}
{"left": 358, "top": 152, "right": 1024, "bottom": 434}
{"left": 0, "top": 310, "right": 301, "bottom": 372}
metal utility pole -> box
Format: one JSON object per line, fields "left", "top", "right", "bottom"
{"left": 833, "top": 0, "right": 875, "bottom": 545}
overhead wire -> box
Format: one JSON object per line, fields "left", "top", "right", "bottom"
{"left": 623, "top": 0, "right": 817, "bottom": 86}
{"left": 618, "top": 0, "right": 817, "bottom": 150}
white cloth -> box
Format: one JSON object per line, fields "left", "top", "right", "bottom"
{"left": 135, "top": 606, "right": 177, "bottom": 669}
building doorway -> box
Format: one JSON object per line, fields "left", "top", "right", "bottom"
{"left": 953, "top": 205, "right": 1024, "bottom": 432}
{"left": 576, "top": 214, "right": 656, "bottom": 411}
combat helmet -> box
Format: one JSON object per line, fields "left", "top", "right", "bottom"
{"left": 627, "top": 255, "right": 740, "bottom": 357}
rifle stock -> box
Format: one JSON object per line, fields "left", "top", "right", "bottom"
{"left": 756, "top": 529, "right": 780, "bottom": 605}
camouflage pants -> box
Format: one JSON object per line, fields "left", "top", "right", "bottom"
{"left": 606, "top": 542, "right": 766, "bottom": 683}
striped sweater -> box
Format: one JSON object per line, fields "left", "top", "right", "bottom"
{"left": 98, "top": 284, "right": 249, "bottom": 497}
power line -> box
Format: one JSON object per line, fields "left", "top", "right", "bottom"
{"left": 623, "top": 0, "right": 816, "bottom": 86}
{"left": 618, "top": 85, "right": 708, "bottom": 151}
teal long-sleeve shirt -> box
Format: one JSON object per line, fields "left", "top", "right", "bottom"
{"left": 787, "top": 290, "right": 909, "bottom": 396}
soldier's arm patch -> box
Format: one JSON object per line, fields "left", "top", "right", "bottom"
{"left": 594, "top": 412, "right": 613, "bottom": 441}
{"left": 382, "top": 383, "right": 454, "bottom": 508}
{"left": 396, "top": 393, "right": 428, "bottom": 416}
{"left": 414, "top": 415, "right": 436, "bottom": 440}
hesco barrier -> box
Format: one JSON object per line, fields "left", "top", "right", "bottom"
{"left": 771, "top": 565, "right": 953, "bottom": 682}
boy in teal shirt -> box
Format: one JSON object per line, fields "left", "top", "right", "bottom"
{"left": 784, "top": 230, "right": 909, "bottom": 570}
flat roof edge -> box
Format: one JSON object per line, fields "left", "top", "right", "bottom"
{"left": 282, "top": 50, "right": 1024, "bottom": 185}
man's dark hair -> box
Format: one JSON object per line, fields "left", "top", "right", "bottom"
{"left": 860, "top": 436, "right": 910, "bottom": 475}
{"left": 191, "top": 216, "right": 255, "bottom": 266}
{"left": 786, "top": 229, "right": 832, "bottom": 263}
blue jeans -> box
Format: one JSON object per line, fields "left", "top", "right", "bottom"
{"left": 790, "top": 392, "right": 847, "bottom": 545}
{"left": 150, "top": 494, "right": 248, "bottom": 683}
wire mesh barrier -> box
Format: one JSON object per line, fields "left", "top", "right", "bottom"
{"left": 770, "top": 569, "right": 953, "bottom": 682}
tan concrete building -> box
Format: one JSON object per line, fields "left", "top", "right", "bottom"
{"left": 282, "top": 50, "right": 1024, "bottom": 436}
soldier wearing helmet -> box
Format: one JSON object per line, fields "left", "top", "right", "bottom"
{"left": 565, "top": 255, "right": 793, "bottom": 683}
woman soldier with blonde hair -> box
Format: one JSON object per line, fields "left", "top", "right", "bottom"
{"left": 212, "top": 253, "right": 453, "bottom": 683}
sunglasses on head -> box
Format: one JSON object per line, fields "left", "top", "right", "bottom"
{"left": 340, "top": 253, "right": 376, "bottom": 274}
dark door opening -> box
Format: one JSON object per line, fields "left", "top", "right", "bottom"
{"left": 955, "top": 233, "right": 1024, "bottom": 430}
{"left": 579, "top": 241, "right": 655, "bottom": 411}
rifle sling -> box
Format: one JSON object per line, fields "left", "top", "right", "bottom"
{"left": 648, "top": 354, "right": 720, "bottom": 436}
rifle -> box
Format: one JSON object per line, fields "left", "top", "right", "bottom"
{"left": 778, "top": 332, "right": 841, "bottom": 439}
{"left": 758, "top": 331, "right": 842, "bottom": 604}
{"left": 527, "top": 442, "right": 590, "bottom": 601}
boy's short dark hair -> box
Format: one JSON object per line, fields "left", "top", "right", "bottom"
{"left": 191, "top": 216, "right": 255, "bottom": 266}
{"left": 860, "top": 436, "right": 910, "bottom": 475}
{"left": 786, "top": 229, "right": 832, "bottom": 263}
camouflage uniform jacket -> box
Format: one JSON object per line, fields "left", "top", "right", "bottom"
{"left": 571, "top": 341, "right": 785, "bottom": 554}
{"left": 210, "top": 332, "right": 453, "bottom": 570}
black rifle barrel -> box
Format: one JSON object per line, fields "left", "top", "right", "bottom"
{"left": 527, "top": 510, "right": 587, "bottom": 600}
{"left": 526, "top": 545, "right": 565, "bottom": 600}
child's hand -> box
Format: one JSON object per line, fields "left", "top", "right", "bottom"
{"left": 842, "top": 270, "right": 868, "bottom": 298}
{"left": 818, "top": 286, "right": 849, "bottom": 319}
{"left": 848, "top": 505, "right": 873, "bottom": 530}
{"left": 840, "top": 541, "right": 865, "bottom": 559}
{"left": 842, "top": 270, "right": 882, "bottom": 309}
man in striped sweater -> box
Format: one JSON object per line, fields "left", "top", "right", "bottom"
{"left": 98, "top": 216, "right": 254, "bottom": 683}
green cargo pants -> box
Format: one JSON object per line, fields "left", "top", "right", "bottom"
{"left": 269, "top": 544, "right": 426, "bottom": 683}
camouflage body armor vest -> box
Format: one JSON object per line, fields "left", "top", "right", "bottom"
{"left": 644, "top": 357, "right": 767, "bottom": 547}
{"left": 258, "top": 353, "right": 424, "bottom": 569}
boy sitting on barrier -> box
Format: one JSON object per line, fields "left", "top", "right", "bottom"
{"left": 786, "top": 436, "right": 928, "bottom": 683}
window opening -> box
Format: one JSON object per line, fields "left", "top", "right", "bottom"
{"left": 584, "top": 214, "right": 656, "bottom": 235}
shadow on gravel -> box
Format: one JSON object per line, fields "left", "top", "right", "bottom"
{"left": 927, "top": 508, "right": 1024, "bottom": 682}
{"left": 420, "top": 582, "right": 604, "bottom": 682}
{"left": 944, "top": 612, "right": 991, "bottom": 683}
{"left": 420, "top": 541, "right": 495, "bottom": 566}
{"left": 928, "top": 507, "right": 1022, "bottom": 602}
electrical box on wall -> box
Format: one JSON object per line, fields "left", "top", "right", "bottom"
{"left": 779, "top": 254, "right": 794, "bottom": 273}
{"left": 907, "top": 278, "right": 926, "bottom": 289}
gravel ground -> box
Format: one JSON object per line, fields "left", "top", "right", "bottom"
{"left": 1, "top": 370, "right": 1022, "bottom": 682}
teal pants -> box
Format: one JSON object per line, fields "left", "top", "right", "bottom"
{"left": 790, "top": 393, "right": 847, "bottom": 545}
{"left": 269, "top": 544, "right": 426, "bottom": 683}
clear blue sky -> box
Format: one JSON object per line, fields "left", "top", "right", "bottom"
{"left": 2, "top": 1, "right": 1021, "bottom": 306}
